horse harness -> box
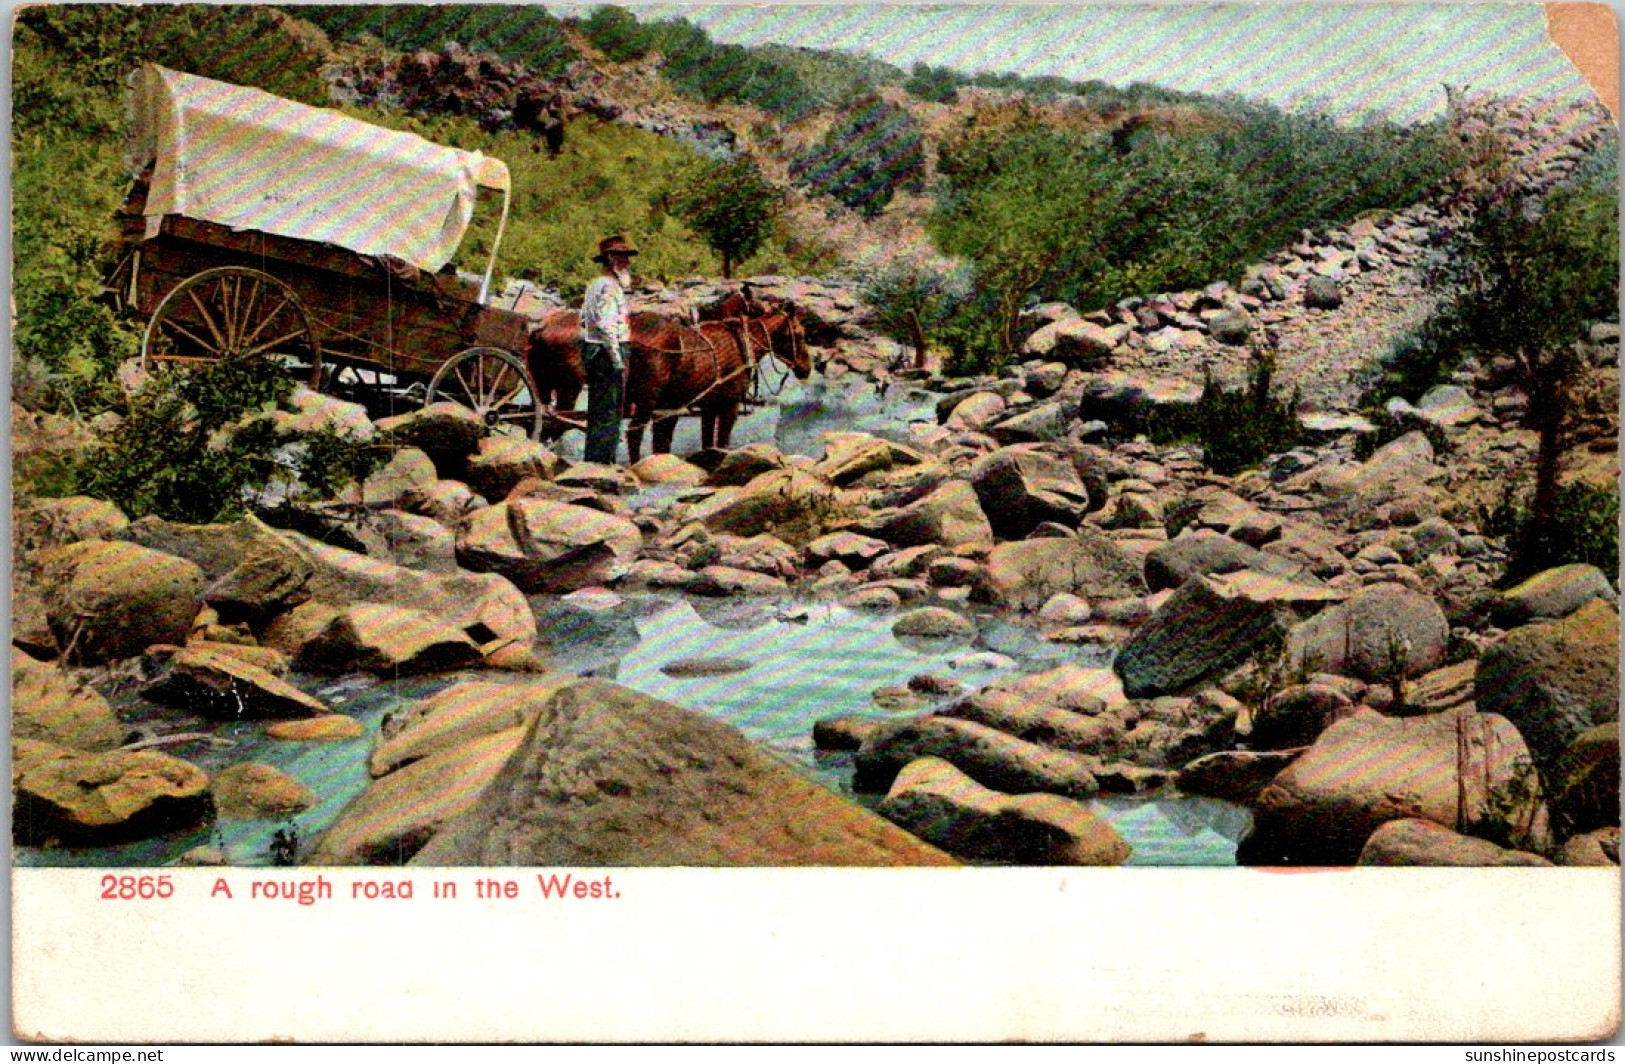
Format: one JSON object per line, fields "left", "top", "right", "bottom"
{"left": 639, "top": 311, "right": 794, "bottom": 421}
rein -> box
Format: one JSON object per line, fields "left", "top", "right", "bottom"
{"left": 635, "top": 312, "right": 800, "bottom": 420}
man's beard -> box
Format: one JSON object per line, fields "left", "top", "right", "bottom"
{"left": 612, "top": 266, "right": 631, "bottom": 288}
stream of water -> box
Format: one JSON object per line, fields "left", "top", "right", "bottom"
{"left": 18, "top": 376, "right": 1250, "bottom": 868}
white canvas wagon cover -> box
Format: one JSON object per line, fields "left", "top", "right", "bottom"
{"left": 127, "top": 64, "right": 511, "bottom": 274}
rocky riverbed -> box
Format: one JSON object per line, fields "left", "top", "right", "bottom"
{"left": 11, "top": 90, "right": 1617, "bottom": 870}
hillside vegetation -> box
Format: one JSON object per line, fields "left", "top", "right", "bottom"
{"left": 15, "top": 2, "right": 1468, "bottom": 412}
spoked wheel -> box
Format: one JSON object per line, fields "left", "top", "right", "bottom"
{"left": 140, "top": 266, "right": 322, "bottom": 387}
{"left": 425, "top": 346, "right": 543, "bottom": 440}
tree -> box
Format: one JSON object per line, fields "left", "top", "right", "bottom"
{"left": 669, "top": 158, "right": 781, "bottom": 279}
{"left": 1436, "top": 115, "right": 1617, "bottom": 573}
{"left": 792, "top": 93, "right": 926, "bottom": 217}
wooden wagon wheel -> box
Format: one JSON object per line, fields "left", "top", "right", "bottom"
{"left": 425, "top": 346, "right": 543, "bottom": 440}
{"left": 141, "top": 266, "right": 322, "bottom": 387}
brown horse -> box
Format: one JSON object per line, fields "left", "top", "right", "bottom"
{"left": 623, "top": 304, "right": 812, "bottom": 461}
{"left": 524, "top": 286, "right": 796, "bottom": 445}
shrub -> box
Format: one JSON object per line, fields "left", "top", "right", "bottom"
{"left": 1148, "top": 350, "right": 1302, "bottom": 475}
{"left": 76, "top": 361, "right": 387, "bottom": 525}
{"left": 664, "top": 157, "right": 783, "bottom": 279}
{"left": 793, "top": 94, "right": 926, "bottom": 218}
{"left": 1495, "top": 482, "right": 1620, "bottom": 587}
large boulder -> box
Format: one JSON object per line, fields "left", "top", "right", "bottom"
{"left": 370, "top": 675, "right": 579, "bottom": 779}
{"left": 938, "top": 689, "right": 1124, "bottom": 756}
{"left": 409, "top": 680, "right": 955, "bottom": 866}
{"left": 14, "top": 496, "right": 128, "bottom": 556}
{"left": 1475, "top": 599, "right": 1619, "bottom": 779}
{"left": 981, "top": 526, "right": 1145, "bottom": 611}
{"left": 1116, "top": 571, "right": 1343, "bottom": 697}
{"left": 854, "top": 716, "right": 1102, "bottom": 799}
{"left": 878, "top": 757, "right": 1131, "bottom": 865}
{"left": 464, "top": 436, "right": 565, "bottom": 500}
{"left": 1283, "top": 582, "right": 1449, "bottom": 684}
{"left": 374, "top": 403, "right": 486, "bottom": 461}
{"left": 1493, "top": 564, "right": 1618, "bottom": 628}
{"left": 1145, "top": 529, "right": 1312, "bottom": 592}
{"left": 1023, "top": 318, "right": 1123, "bottom": 365}
{"left": 1356, "top": 818, "right": 1552, "bottom": 867}
{"left": 811, "top": 433, "right": 929, "bottom": 486}
{"left": 359, "top": 510, "right": 459, "bottom": 574}
{"left": 142, "top": 643, "right": 329, "bottom": 718}
{"left": 309, "top": 726, "right": 531, "bottom": 864}
{"left": 456, "top": 498, "right": 643, "bottom": 592}
{"left": 683, "top": 467, "right": 844, "bottom": 547}
{"left": 1238, "top": 708, "right": 1547, "bottom": 865}
{"left": 14, "top": 746, "right": 211, "bottom": 845}
{"left": 38, "top": 540, "right": 206, "bottom": 664}
{"left": 295, "top": 603, "right": 484, "bottom": 676}
{"left": 1075, "top": 373, "right": 1202, "bottom": 434}
{"left": 209, "top": 762, "right": 316, "bottom": 820}
{"left": 857, "top": 479, "right": 993, "bottom": 549}
{"left": 10, "top": 648, "right": 125, "bottom": 751}
{"left": 966, "top": 447, "right": 1092, "bottom": 539}
{"left": 1548, "top": 723, "right": 1620, "bottom": 837}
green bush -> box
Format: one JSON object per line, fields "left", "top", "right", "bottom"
{"left": 1494, "top": 482, "right": 1620, "bottom": 587}
{"left": 77, "top": 360, "right": 386, "bottom": 525}
{"left": 1148, "top": 352, "right": 1302, "bottom": 475}
{"left": 792, "top": 94, "right": 926, "bottom": 217}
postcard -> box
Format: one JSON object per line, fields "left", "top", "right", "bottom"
{"left": 10, "top": 1, "right": 1620, "bottom": 1044}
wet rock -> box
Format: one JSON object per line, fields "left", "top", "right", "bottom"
{"left": 296, "top": 603, "right": 484, "bottom": 676}
{"left": 456, "top": 498, "right": 642, "bottom": 592}
{"left": 1176, "top": 748, "right": 1303, "bottom": 806}
{"left": 878, "top": 757, "right": 1130, "bottom": 865}
{"left": 982, "top": 526, "right": 1145, "bottom": 611}
{"left": 1356, "top": 818, "right": 1552, "bottom": 866}
{"left": 858, "top": 479, "right": 993, "bottom": 549}
{"left": 14, "top": 746, "right": 211, "bottom": 845}
{"left": 967, "top": 447, "right": 1092, "bottom": 539}
{"left": 661, "top": 657, "right": 752, "bottom": 677}
{"left": 843, "top": 586, "right": 902, "bottom": 610}
{"left": 465, "top": 436, "right": 565, "bottom": 499}
{"left": 1475, "top": 600, "right": 1619, "bottom": 778}
{"left": 266, "top": 716, "right": 365, "bottom": 742}
{"left": 409, "top": 680, "right": 955, "bottom": 866}
{"left": 1000, "top": 663, "right": 1122, "bottom": 714}
{"left": 1283, "top": 582, "right": 1448, "bottom": 684}
{"left": 892, "top": 607, "right": 976, "bottom": 641}
{"left": 1116, "top": 571, "right": 1342, "bottom": 697}
{"left": 1493, "top": 564, "right": 1618, "bottom": 628}
{"left": 1239, "top": 708, "right": 1547, "bottom": 865}
{"left": 143, "top": 643, "right": 328, "bottom": 719}
{"left": 209, "top": 762, "right": 315, "bottom": 820}
{"left": 11, "top": 648, "right": 124, "bottom": 751}
{"left": 927, "top": 556, "right": 985, "bottom": 588}
{"left": 39, "top": 540, "right": 206, "bottom": 664}
{"left": 854, "top": 716, "right": 1101, "bottom": 799}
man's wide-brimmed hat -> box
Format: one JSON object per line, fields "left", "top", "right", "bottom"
{"left": 593, "top": 235, "right": 639, "bottom": 263}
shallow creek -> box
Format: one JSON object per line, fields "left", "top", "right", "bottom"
{"left": 18, "top": 374, "right": 1250, "bottom": 868}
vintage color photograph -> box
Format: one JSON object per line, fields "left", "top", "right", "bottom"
{"left": 9, "top": 1, "right": 1620, "bottom": 1043}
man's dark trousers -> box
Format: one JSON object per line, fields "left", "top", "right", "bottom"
{"left": 583, "top": 340, "right": 623, "bottom": 465}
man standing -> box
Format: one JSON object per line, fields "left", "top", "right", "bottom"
{"left": 580, "top": 235, "right": 636, "bottom": 464}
